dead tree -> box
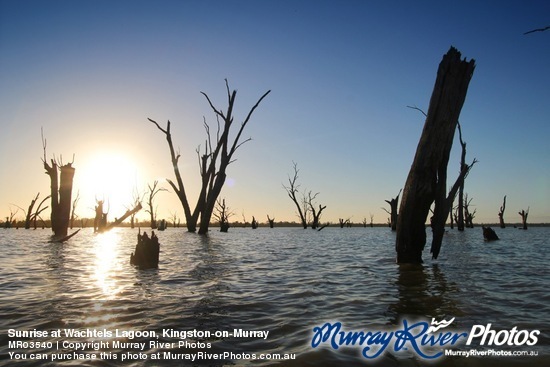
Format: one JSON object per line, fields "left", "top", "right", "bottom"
{"left": 41, "top": 130, "right": 76, "bottom": 238}
{"left": 518, "top": 207, "right": 529, "bottom": 230}
{"left": 251, "top": 216, "right": 258, "bottom": 229}
{"left": 104, "top": 203, "right": 143, "bottom": 231}
{"left": 498, "top": 195, "right": 506, "bottom": 228}
{"left": 396, "top": 47, "right": 475, "bottom": 263}
{"left": 430, "top": 159, "right": 477, "bottom": 258}
{"left": 94, "top": 199, "right": 108, "bottom": 232}
{"left": 213, "top": 198, "right": 233, "bottom": 232}
{"left": 267, "top": 215, "right": 275, "bottom": 228}
{"left": 131, "top": 230, "right": 160, "bottom": 269}
{"left": 407, "top": 106, "right": 475, "bottom": 234}
{"left": 149, "top": 80, "right": 270, "bottom": 234}
{"left": 4, "top": 206, "right": 20, "bottom": 228}
{"left": 146, "top": 180, "right": 167, "bottom": 229}
{"left": 17, "top": 193, "right": 49, "bottom": 230}
{"left": 338, "top": 218, "right": 351, "bottom": 228}
{"left": 283, "top": 162, "right": 309, "bottom": 229}
{"left": 382, "top": 189, "right": 401, "bottom": 231}
{"left": 370, "top": 214, "right": 374, "bottom": 228}
{"left": 70, "top": 191, "right": 79, "bottom": 229}
{"left": 456, "top": 122, "right": 468, "bottom": 231}
{"left": 308, "top": 191, "right": 326, "bottom": 230}
{"left": 463, "top": 193, "right": 476, "bottom": 228}
{"left": 125, "top": 186, "right": 144, "bottom": 229}
{"left": 449, "top": 204, "right": 454, "bottom": 229}
{"left": 169, "top": 211, "right": 179, "bottom": 228}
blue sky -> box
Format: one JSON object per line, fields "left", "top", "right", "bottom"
{"left": 1, "top": 0, "right": 548, "bottom": 224}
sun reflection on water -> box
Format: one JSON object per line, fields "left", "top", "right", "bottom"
{"left": 93, "top": 230, "right": 124, "bottom": 299}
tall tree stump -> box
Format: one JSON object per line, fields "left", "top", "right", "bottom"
{"left": 396, "top": 47, "right": 475, "bottom": 263}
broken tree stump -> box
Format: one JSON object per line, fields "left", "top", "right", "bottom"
{"left": 396, "top": 47, "right": 475, "bottom": 263}
{"left": 482, "top": 226, "right": 499, "bottom": 241}
{"left": 130, "top": 230, "right": 160, "bottom": 269}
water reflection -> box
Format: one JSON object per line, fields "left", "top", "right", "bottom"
{"left": 387, "top": 263, "right": 463, "bottom": 324}
{"left": 92, "top": 230, "right": 123, "bottom": 299}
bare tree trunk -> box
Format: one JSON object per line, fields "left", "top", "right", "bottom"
{"left": 396, "top": 47, "right": 475, "bottom": 264}
{"left": 498, "top": 195, "right": 506, "bottom": 228}
{"left": 457, "top": 123, "right": 467, "bottom": 231}
{"left": 310, "top": 204, "right": 326, "bottom": 230}
{"left": 283, "top": 162, "right": 309, "bottom": 229}
{"left": 383, "top": 189, "right": 402, "bottom": 231}
{"left": 41, "top": 130, "right": 76, "bottom": 237}
{"left": 430, "top": 158, "right": 476, "bottom": 258}
{"left": 213, "top": 198, "right": 232, "bottom": 232}
{"left": 149, "top": 80, "right": 270, "bottom": 235}
{"left": 104, "top": 203, "right": 143, "bottom": 231}
{"left": 70, "top": 191, "right": 79, "bottom": 229}
{"left": 519, "top": 208, "right": 529, "bottom": 230}
{"left": 267, "top": 215, "right": 275, "bottom": 228}
{"left": 449, "top": 203, "right": 454, "bottom": 229}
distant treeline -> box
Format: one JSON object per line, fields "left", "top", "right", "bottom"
{"left": 3, "top": 218, "right": 549, "bottom": 229}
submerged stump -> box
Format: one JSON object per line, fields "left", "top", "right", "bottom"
{"left": 130, "top": 231, "right": 160, "bottom": 269}
{"left": 482, "top": 226, "right": 499, "bottom": 241}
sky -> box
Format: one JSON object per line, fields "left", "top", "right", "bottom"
{"left": 1, "top": 0, "right": 549, "bottom": 226}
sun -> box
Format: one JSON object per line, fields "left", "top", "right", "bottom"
{"left": 78, "top": 151, "right": 142, "bottom": 218}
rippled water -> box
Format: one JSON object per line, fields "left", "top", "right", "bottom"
{"left": 1, "top": 226, "right": 549, "bottom": 366}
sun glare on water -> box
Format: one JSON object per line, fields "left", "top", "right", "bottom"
{"left": 92, "top": 230, "right": 124, "bottom": 299}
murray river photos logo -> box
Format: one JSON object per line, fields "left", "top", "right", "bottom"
{"left": 310, "top": 318, "right": 540, "bottom": 360}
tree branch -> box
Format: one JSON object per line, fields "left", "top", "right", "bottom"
{"left": 524, "top": 26, "right": 550, "bottom": 35}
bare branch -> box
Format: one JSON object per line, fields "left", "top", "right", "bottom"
{"left": 148, "top": 118, "right": 169, "bottom": 135}
{"left": 524, "top": 26, "right": 550, "bottom": 35}
{"left": 407, "top": 105, "right": 427, "bottom": 117}
{"left": 229, "top": 89, "right": 271, "bottom": 157}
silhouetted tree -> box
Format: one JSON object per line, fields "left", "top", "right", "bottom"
{"left": 518, "top": 207, "right": 529, "bottom": 230}
{"left": 251, "top": 216, "right": 258, "bottom": 229}
{"left": 69, "top": 191, "right": 80, "bottom": 229}
{"left": 430, "top": 159, "right": 476, "bottom": 257}
{"left": 4, "top": 206, "right": 19, "bottom": 228}
{"left": 146, "top": 180, "right": 166, "bottom": 229}
{"left": 267, "top": 215, "right": 275, "bottom": 228}
{"left": 449, "top": 204, "right": 455, "bottom": 229}
{"left": 149, "top": 80, "right": 270, "bottom": 234}
{"left": 407, "top": 106, "right": 476, "bottom": 234}
{"left": 94, "top": 198, "right": 108, "bottom": 232}
{"left": 338, "top": 217, "right": 350, "bottom": 228}
{"left": 283, "top": 162, "right": 310, "bottom": 229}
{"left": 169, "top": 211, "right": 179, "bottom": 228}
{"left": 382, "top": 189, "right": 401, "bottom": 231}
{"left": 126, "top": 186, "right": 145, "bottom": 229}
{"left": 498, "top": 195, "right": 506, "bottom": 228}
{"left": 213, "top": 198, "right": 233, "bottom": 232}
{"left": 463, "top": 193, "right": 476, "bottom": 228}
{"left": 308, "top": 191, "right": 326, "bottom": 230}
{"left": 456, "top": 122, "right": 468, "bottom": 231}
{"left": 396, "top": 47, "right": 475, "bottom": 263}
{"left": 41, "top": 130, "right": 75, "bottom": 238}
{"left": 16, "top": 192, "right": 49, "bottom": 230}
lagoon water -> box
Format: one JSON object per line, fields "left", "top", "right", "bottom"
{"left": 0, "top": 226, "right": 548, "bottom": 366}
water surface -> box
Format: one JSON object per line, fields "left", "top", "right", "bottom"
{"left": 1, "top": 226, "right": 548, "bottom": 366}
